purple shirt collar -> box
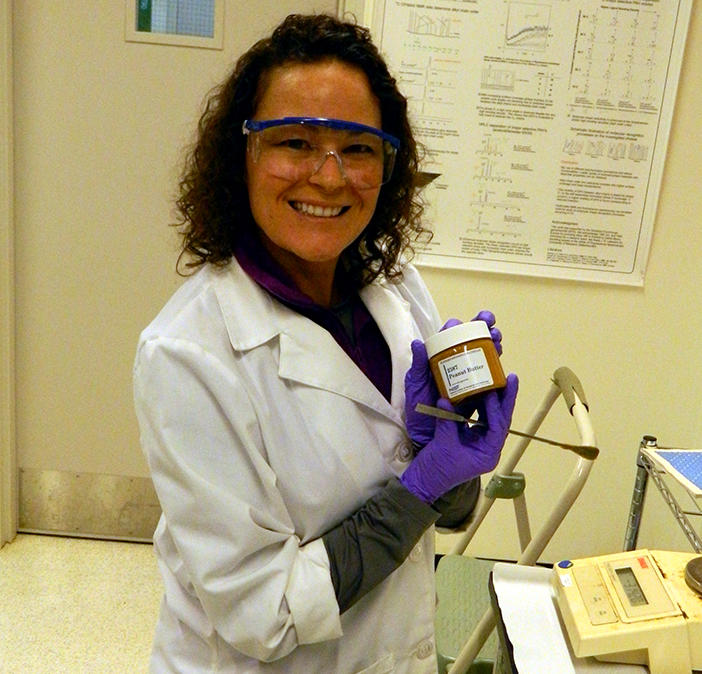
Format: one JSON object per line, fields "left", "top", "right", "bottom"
{"left": 233, "top": 233, "right": 317, "bottom": 310}
{"left": 232, "top": 234, "right": 392, "bottom": 402}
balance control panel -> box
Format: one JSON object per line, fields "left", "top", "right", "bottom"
{"left": 552, "top": 549, "right": 702, "bottom": 674}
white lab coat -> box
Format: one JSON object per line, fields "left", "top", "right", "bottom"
{"left": 133, "top": 258, "right": 443, "bottom": 673}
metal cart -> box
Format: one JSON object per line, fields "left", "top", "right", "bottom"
{"left": 623, "top": 436, "right": 702, "bottom": 553}
{"left": 434, "top": 366, "right": 599, "bottom": 674}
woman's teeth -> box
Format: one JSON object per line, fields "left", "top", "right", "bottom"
{"left": 292, "top": 202, "right": 344, "bottom": 217}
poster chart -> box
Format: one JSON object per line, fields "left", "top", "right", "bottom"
{"left": 365, "top": 0, "right": 692, "bottom": 284}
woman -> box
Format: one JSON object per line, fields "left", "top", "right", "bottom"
{"left": 134, "top": 13, "right": 518, "bottom": 673}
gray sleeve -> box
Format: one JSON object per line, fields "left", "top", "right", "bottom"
{"left": 322, "top": 478, "right": 439, "bottom": 613}
{"left": 433, "top": 477, "right": 481, "bottom": 528}
{"left": 322, "top": 477, "right": 481, "bottom": 613}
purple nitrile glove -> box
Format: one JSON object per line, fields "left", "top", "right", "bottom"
{"left": 403, "top": 312, "right": 503, "bottom": 446}
{"left": 400, "top": 373, "right": 519, "bottom": 504}
{"left": 404, "top": 318, "right": 462, "bottom": 446}
{"left": 473, "top": 310, "right": 502, "bottom": 356}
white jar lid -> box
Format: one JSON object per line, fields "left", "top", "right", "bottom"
{"left": 424, "top": 320, "right": 491, "bottom": 359}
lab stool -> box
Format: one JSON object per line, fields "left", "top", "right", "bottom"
{"left": 433, "top": 367, "right": 598, "bottom": 674}
{"left": 435, "top": 556, "right": 497, "bottom": 673}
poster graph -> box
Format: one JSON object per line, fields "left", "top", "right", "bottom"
{"left": 357, "top": 0, "right": 692, "bottom": 285}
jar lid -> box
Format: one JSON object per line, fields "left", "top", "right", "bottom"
{"left": 424, "top": 321, "right": 491, "bottom": 358}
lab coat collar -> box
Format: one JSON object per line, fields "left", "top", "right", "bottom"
{"left": 212, "top": 261, "right": 410, "bottom": 425}
{"left": 211, "top": 261, "right": 283, "bottom": 351}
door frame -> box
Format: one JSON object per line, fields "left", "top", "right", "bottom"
{"left": 1, "top": 0, "right": 17, "bottom": 547}
{"left": 337, "top": 0, "right": 372, "bottom": 26}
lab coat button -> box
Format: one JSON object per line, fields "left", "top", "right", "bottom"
{"left": 416, "top": 640, "right": 434, "bottom": 659}
{"left": 395, "top": 442, "right": 413, "bottom": 462}
{"left": 409, "top": 543, "right": 423, "bottom": 561}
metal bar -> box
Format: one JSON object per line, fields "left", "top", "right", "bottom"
{"left": 415, "top": 403, "right": 598, "bottom": 459}
{"left": 512, "top": 493, "right": 531, "bottom": 553}
{"left": 623, "top": 436, "right": 656, "bottom": 551}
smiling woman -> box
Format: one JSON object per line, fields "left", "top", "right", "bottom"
{"left": 244, "top": 61, "right": 386, "bottom": 306}
{"left": 134, "top": 12, "right": 517, "bottom": 673}
{"left": 172, "top": 14, "right": 428, "bottom": 289}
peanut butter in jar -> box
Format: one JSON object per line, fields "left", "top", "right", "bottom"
{"left": 425, "top": 321, "right": 506, "bottom": 405}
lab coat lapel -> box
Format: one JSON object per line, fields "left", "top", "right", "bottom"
{"left": 277, "top": 320, "right": 402, "bottom": 424}
{"left": 214, "top": 261, "right": 403, "bottom": 424}
{"left": 360, "top": 282, "right": 414, "bottom": 411}
{"left": 277, "top": 283, "right": 414, "bottom": 423}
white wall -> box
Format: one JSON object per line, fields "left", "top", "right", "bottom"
{"left": 11, "top": 2, "right": 702, "bottom": 561}
{"left": 431, "top": 8, "right": 702, "bottom": 561}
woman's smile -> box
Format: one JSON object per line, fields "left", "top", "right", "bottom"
{"left": 289, "top": 200, "right": 349, "bottom": 218}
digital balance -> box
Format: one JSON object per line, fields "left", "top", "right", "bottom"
{"left": 552, "top": 549, "right": 702, "bottom": 673}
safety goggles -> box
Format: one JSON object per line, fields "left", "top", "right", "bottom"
{"left": 242, "top": 117, "right": 400, "bottom": 188}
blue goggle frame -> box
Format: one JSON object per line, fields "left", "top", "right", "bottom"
{"left": 242, "top": 117, "right": 401, "bottom": 150}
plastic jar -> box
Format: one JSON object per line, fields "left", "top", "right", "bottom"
{"left": 425, "top": 321, "right": 506, "bottom": 405}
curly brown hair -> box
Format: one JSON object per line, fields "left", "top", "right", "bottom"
{"left": 174, "top": 13, "right": 430, "bottom": 287}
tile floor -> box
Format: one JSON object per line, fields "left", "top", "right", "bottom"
{"left": 0, "top": 534, "right": 162, "bottom": 673}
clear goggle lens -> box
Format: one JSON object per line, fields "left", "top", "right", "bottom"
{"left": 243, "top": 117, "right": 399, "bottom": 188}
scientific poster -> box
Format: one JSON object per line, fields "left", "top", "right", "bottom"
{"left": 362, "top": 0, "right": 692, "bottom": 284}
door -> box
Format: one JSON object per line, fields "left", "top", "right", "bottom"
{"left": 10, "top": 0, "right": 336, "bottom": 541}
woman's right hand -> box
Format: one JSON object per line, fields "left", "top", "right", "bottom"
{"left": 404, "top": 319, "right": 461, "bottom": 447}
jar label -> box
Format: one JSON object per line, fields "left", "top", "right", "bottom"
{"left": 437, "top": 348, "right": 493, "bottom": 399}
